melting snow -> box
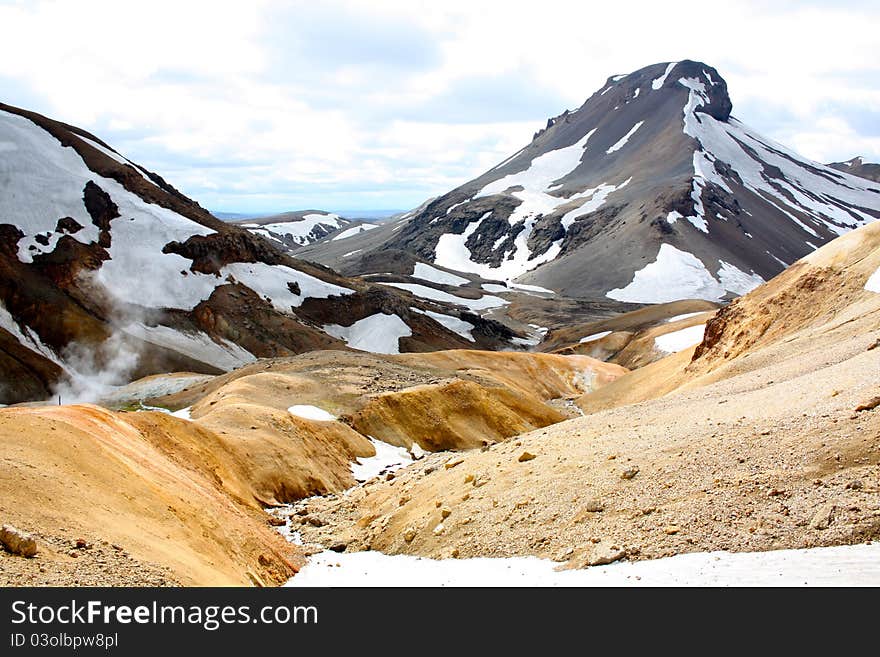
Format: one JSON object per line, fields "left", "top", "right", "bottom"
{"left": 716, "top": 260, "right": 765, "bottom": 295}
{"left": 1, "top": 108, "right": 358, "bottom": 319}
{"left": 223, "top": 262, "right": 353, "bottom": 311}
{"left": 446, "top": 200, "right": 469, "bottom": 215}
{"left": 606, "top": 244, "right": 762, "bottom": 304}
{"left": 767, "top": 251, "right": 790, "bottom": 268}
{"left": 323, "top": 312, "right": 412, "bottom": 355}
{"left": 655, "top": 323, "right": 706, "bottom": 353}
{"left": 171, "top": 407, "right": 192, "bottom": 420}
{"left": 651, "top": 62, "right": 678, "bottom": 90}
{"left": 253, "top": 213, "right": 342, "bottom": 246}
{"left": 865, "top": 266, "right": 880, "bottom": 293}
{"left": 0, "top": 301, "right": 63, "bottom": 366}
{"left": 508, "top": 282, "right": 556, "bottom": 295}
{"left": 350, "top": 437, "right": 414, "bottom": 482}
{"left": 104, "top": 375, "right": 212, "bottom": 407}
{"left": 381, "top": 282, "right": 508, "bottom": 312}
{"left": 286, "top": 542, "right": 880, "bottom": 587}
{"left": 435, "top": 129, "right": 621, "bottom": 282}
{"left": 606, "top": 121, "right": 644, "bottom": 154}
{"left": 480, "top": 283, "right": 509, "bottom": 294}
{"left": 0, "top": 110, "right": 222, "bottom": 308}
{"left": 331, "top": 223, "right": 379, "bottom": 241}
{"left": 632, "top": 87, "right": 640, "bottom": 99}
{"left": 559, "top": 179, "right": 632, "bottom": 230}
{"left": 288, "top": 405, "right": 336, "bottom": 422}
{"left": 665, "top": 311, "right": 707, "bottom": 323}
{"left": 121, "top": 323, "right": 256, "bottom": 371}
{"left": 411, "top": 308, "right": 475, "bottom": 342}
{"left": 412, "top": 262, "right": 469, "bottom": 286}
{"left": 579, "top": 330, "right": 611, "bottom": 344}
{"left": 477, "top": 131, "right": 596, "bottom": 219}
{"left": 666, "top": 210, "right": 683, "bottom": 224}
{"left": 677, "top": 77, "right": 877, "bottom": 239}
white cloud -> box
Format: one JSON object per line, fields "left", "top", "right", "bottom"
{"left": 0, "top": 0, "right": 878, "bottom": 212}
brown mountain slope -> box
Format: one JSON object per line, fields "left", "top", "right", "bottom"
{"left": 284, "top": 224, "right": 880, "bottom": 569}
{"left": 1, "top": 348, "right": 625, "bottom": 585}
{"left": 0, "top": 103, "right": 528, "bottom": 404}
{"left": 0, "top": 405, "right": 301, "bottom": 586}
{"left": 578, "top": 219, "right": 880, "bottom": 414}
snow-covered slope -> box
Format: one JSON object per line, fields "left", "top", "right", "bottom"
{"left": 0, "top": 103, "right": 521, "bottom": 403}
{"left": 329, "top": 60, "right": 879, "bottom": 302}
{"left": 237, "top": 210, "right": 355, "bottom": 248}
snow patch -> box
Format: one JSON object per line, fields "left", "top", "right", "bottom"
{"left": 351, "top": 437, "right": 414, "bottom": 482}
{"left": 606, "top": 121, "right": 644, "bottom": 154}
{"left": 665, "top": 311, "right": 706, "bottom": 323}
{"left": 331, "top": 223, "right": 379, "bottom": 241}
{"left": 677, "top": 78, "right": 876, "bottom": 240}
{"left": 716, "top": 261, "right": 765, "bottom": 296}
{"left": 865, "top": 265, "right": 880, "bottom": 293}
{"left": 381, "top": 282, "right": 508, "bottom": 312}
{"left": 411, "top": 308, "right": 475, "bottom": 342}
{"left": 651, "top": 62, "right": 678, "bottom": 90}
{"left": 288, "top": 405, "right": 336, "bottom": 422}
{"left": 121, "top": 323, "right": 256, "bottom": 371}
{"left": 252, "top": 213, "right": 342, "bottom": 246}
{"left": 323, "top": 313, "right": 412, "bottom": 355}
{"left": 558, "top": 179, "right": 631, "bottom": 230}
{"left": 607, "top": 244, "right": 760, "bottom": 303}
{"left": 508, "top": 282, "right": 556, "bottom": 295}
{"left": 412, "top": 262, "right": 469, "bottom": 286}
{"left": 437, "top": 130, "right": 612, "bottom": 281}
{"left": 0, "top": 301, "right": 63, "bottom": 366}
{"left": 579, "top": 330, "right": 611, "bottom": 344}
{"left": 655, "top": 323, "right": 706, "bottom": 353}
{"left": 223, "top": 262, "right": 353, "bottom": 312}
{"left": 74, "top": 134, "right": 156, "bottom": 186}
{"left": 286, "top": 542, "right": 880, "bottom": 587}
{"left": 171, "top": 407, "right": 192, "bottom": 420}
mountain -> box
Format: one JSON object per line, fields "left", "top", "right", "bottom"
{"left": 0, "top": 103, "right": 522, "bottom": 403}
{"left": 310, "top": 60, "right": 880, "bottom": 302}
{"left": 287, "top": 218, "right": 880, "bottom": 572}
{"left": 828, "top": 156, "right": 880, "bottom": 183}
{"left": 236, "top": 210, "right": 373, "bottom": 249}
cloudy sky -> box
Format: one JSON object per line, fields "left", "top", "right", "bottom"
{"left": 1, "top": 0, "right": 878, "bottom": 214}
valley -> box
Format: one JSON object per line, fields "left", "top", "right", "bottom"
{"left": 0, "top": 58, "right": 878, "bottom": 587}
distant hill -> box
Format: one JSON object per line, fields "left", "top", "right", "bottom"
{"left": 828, "top": 156, "right": 880, "bottom": 183}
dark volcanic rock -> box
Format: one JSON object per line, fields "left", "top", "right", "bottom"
{"left": 82, "top": 181, "right": 119, "bottom": 232}
{"left": 162, "top": 231, "right": 285, "bottom": 275}
{"left": 55, "top": 217, "right": 83, "bottom": 234}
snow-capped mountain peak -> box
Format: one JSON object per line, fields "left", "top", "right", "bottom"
{"left": 358, "top": 60, "right": 879, "bottom": 301}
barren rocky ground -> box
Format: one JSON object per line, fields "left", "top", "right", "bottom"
{"left": 289, "top": 327, "right": 880, "bottom": 568}
{"left": 0, "top": 531, "right": 177, "bottom": 586}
